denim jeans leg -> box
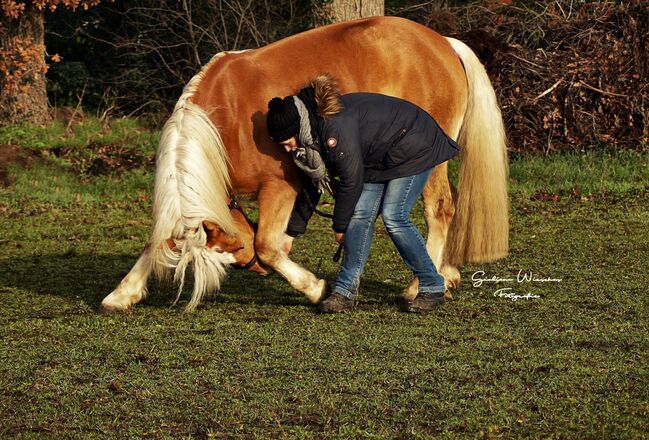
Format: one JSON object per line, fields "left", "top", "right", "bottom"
{"left": 333, "top": 182, "right": 384, "bottom": 299}
{"left": 381, "top": 168, "right": 446, "bottom": 295}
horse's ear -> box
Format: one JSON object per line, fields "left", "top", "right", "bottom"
{"left": 203, "top": 220, "right": 223, "bottom": 249}
{"left": 203, "top": 220, "right": 218, "bottom": 233}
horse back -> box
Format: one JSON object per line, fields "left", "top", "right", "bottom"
{"left": 190, "top": 16, "right": 467, "bottom": 193}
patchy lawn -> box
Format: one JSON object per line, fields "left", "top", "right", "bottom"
{"left": 1, "top": 125, "right": 647, "bottom": 438}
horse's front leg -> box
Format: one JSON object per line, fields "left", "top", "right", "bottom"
{"left": 100, "top": 244, "right": 152, "bottom": 312}
{"left": 255, "top": 180, "right": 329, "bottom": 304}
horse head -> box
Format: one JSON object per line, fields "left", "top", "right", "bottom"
{"left": 202, "top": 208, "right": 268, "bottom": 275}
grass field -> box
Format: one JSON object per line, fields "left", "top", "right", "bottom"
{"left": 1, "top": 121, "right": 648, "bottom": 438}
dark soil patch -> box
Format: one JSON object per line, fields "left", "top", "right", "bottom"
{"left": 0, "top": 144, "right": 37, "bottom": 187}
{"left": 51, "top": 142, "right": 154, "bottom": 175}
{"left": 0, "top": 143, "right": 155, "bottom": 183}
{"left": 0, "top": 142, "right": 154, "bottom": 185}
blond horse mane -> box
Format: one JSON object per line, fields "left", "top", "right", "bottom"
{"left": 149, "top": 53, "right": 237, "bottom": 311}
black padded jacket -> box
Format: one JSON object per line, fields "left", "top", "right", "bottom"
{"left": 287, "top": 92, "right": 461, "bottom": 235}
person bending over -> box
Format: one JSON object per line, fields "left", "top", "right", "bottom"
{"left": 266, "top": 75, "right": 460, "bottom": 313}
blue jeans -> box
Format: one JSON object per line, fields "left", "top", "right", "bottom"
{"left": 333, "top": 167, "right": 446, "bottom": 300}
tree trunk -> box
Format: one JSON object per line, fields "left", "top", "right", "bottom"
{"left": 325, "top": 0, "right": 384, "bottom": 23}
{"left": 0, "top": 4, "right": 51, "bottom": 126}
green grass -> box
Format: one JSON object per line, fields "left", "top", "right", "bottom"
{"left": 0, "top": 117, "right": 159, "bottom": 154}
{"left": 1, "top": 130, "right": 648, "bottom": 438}
{"left": 506, "top": 149, "right": 649, "bottom": 198}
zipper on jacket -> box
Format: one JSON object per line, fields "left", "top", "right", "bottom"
{"left": 392, "top": 128, "right": 408, "bottom": 146}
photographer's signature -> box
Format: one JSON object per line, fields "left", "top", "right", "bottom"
{"left": 472, "top": 270, "right": 562, "bottom": 301}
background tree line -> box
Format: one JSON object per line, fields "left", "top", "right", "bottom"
{"left": 2, "top": 0, "right": 647, "bottom": 153}
{"left": 2, "top": 0, "right": 391, "bottom": 125}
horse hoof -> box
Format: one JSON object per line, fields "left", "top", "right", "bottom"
{"left": 304, "top": 280, "right": 330, "bottom": 304}
{"left": 401, "top": 291, "right": 417, "bottom": 302}
{"left": 317, "top": 283, "right": 332, "bottom": 304}
{"left": 440, "top": 265, "right": 461, "bottom": 289}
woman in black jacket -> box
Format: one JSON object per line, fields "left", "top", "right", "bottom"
{"left": 266, "top": 76, "right": 460, "bottom": 313}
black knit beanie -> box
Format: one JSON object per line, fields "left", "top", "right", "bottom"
{"left": 267, "top": 96, "right": 300, "bottom": 143}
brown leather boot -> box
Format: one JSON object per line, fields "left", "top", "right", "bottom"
{"left": 401, "top": 293, "right": 445, "bottom": 313}
{"left": 318, "top": 292, "right": 354, "bottom": 314}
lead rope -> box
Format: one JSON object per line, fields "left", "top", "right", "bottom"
{"left": 227, "top": 196, "right": 261, "bottom": 270}
{"left": 333, "top": 244, "right": 343, "bottom": 262}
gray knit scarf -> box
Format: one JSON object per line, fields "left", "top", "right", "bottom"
{"left": 292, "top": 96, "right": 334, "bottom": 196}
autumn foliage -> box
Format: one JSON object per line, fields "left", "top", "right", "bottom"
{"left": 0, "top": 36, "right": 47, "bottom": 94}
{"left": 1, "top": 0, "right": 101, "bottom": 19}
{"left": 0, "top": 0, "right": 102, "bottom": 124}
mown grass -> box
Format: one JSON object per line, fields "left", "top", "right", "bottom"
{"left": 0, "top": 117, "right": 159, "bottom": 153}
{"left": 1, "top": 123, "right": 647, "bottom": 438}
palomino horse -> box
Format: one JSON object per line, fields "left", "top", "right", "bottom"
{"left": 100, "top": 16, "right": 509, "bottom": 312}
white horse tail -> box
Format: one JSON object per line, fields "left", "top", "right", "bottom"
{"left": 444, "top": 37, "right": 510, "bottom": 265}
{"left": 149, "top": 69, "right": 236, "bottom": 311}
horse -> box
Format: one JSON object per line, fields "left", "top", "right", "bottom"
{"left": 100, "top": 16, "right": 509, "bottom": 312}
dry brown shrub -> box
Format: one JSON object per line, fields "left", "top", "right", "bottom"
{"left": 397, "top": 0, "right": 648, "bottom": 153}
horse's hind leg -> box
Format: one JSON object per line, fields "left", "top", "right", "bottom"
{"left": 99, "top": 245, "right": 152, "bottom": 312}
{"left": 255, "top": 180, "right": 329, "bottom": 304}
{"left": 402, "top": 163, "right": 460, "bottom": 301}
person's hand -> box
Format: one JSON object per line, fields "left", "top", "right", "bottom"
{"left": 334, "top": 232, "right": 345, "bottom": 245}
{"left": 282, "top": 234, "right": 295, "bottom": 254}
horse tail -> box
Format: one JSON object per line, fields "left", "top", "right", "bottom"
{"left": 149, "top": 67, "right": 236, "bottom": 311}
{"left": 444, "top": 37, "right": 509, "bottom": 265}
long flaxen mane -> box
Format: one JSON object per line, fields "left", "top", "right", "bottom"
{"left": 149, "top": 53, "right": 238, "bottom": 311}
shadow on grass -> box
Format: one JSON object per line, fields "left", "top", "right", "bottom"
{"left": 0, "top": 253, "right": 399, "bottom": 311}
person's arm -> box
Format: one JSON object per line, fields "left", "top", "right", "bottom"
{"left": 286, "top": 177, "right": 321, "bottom": 237}
{"left": 327, "top": 124, "right": 364, "bottom": 233}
